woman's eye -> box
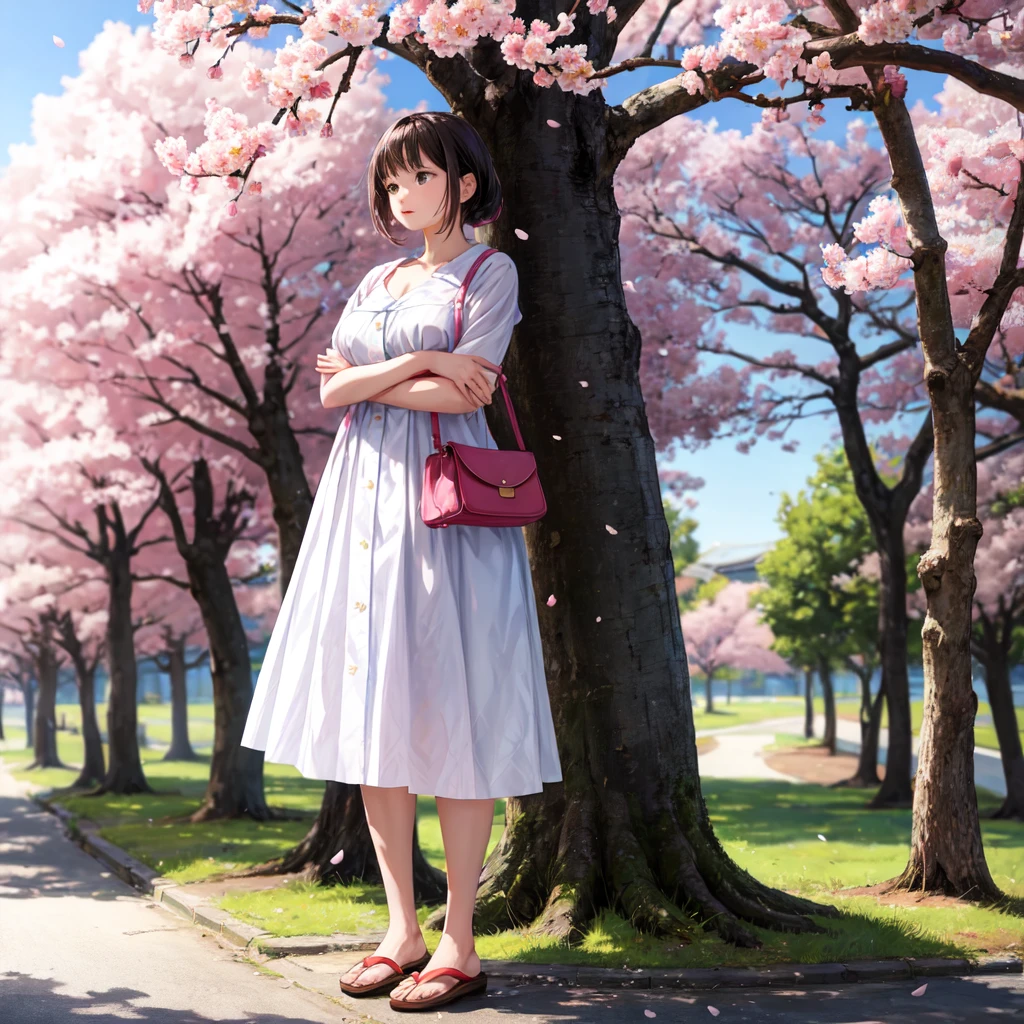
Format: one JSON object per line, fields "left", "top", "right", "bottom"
{"left": 416, "top": 171, "right": 430, "bottom": 184}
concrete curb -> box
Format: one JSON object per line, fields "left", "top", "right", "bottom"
{"left": 30, "top": 789, "right": 1024, "bottom": 992}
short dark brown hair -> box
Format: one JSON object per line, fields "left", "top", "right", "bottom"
{"left": 367, "top": 112, "right": 503, "bottom": 245}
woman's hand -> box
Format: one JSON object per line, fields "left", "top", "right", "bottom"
{"left": 316, "top": 348, "right": 352, "bottom": 383}
{"left": 428, "top": 352, "right": 503, "bottom": 408}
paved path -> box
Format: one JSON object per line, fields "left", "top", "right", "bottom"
{"left": 697, "top": 732, "right": 803, "bottom": 781}
{"left": 696, "top": 711, "right": 1009, "bottom": 796}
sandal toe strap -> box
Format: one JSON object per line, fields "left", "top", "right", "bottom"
{"left": 362, "top": 955, "right": 401, "bottom": 975}
{"left": 413, "top": 966, "right": 474, "bottom": 983}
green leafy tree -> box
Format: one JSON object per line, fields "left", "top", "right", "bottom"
{"left": 758, "top": 449, "right": 879, "bottom": 770}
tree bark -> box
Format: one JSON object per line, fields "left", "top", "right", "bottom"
{"left": 871, "top": 68, "right": 1010, "bottom": 899}
{"left": 705, "top": 669, "right": 716, "bottom": 714}
{"left": 144, "top": 456, "right": 271, "bottom": 821}
{"left": 91, "top": 505, "right": 152, "bottom": 796}
{"left": 817, "top": 656, "right": 837, "bottom": 754}
{"left": 23, "top": 679, "right": 34, "bottom": 750}
{"left": 158, "top": 635, "right": 199, "bottom": 762}
{"left": 27, "top": 620, "right": 63, "bottom": 770}
{"left": 51, "top": 608, "right": 106, "bottom": 788}
{"left": 837, "top": 661, "right": 884, "bottom": 788}
{"left": 973, "top": 610, "right": 1024, "bottom": 820}
{"left": 418, "top": 95, "right": 838, "bottom": 944}
{"left": 804, "top": 667, "right": 814, "bottom": 739}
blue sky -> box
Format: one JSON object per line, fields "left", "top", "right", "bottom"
{"left": 5, "top": 2, "right": 929, "bottom": 550}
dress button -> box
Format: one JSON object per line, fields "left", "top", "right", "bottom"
{"left": 359, "top": 539, "right": 369, "bottom": 549}
{"left": 374, "top": 414, "right": 382, "bottom": 420}
{"left": 366, "top": 480, "right": 375, "bottom": 489}
{"left": 375, "top": 321, "right": 382, "bottom": 330}
{"left": 348, "top": 664, "right": 358, "bottom": 675}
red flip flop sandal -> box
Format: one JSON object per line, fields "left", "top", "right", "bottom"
{"left": 339, "top": 951, "right": 431, "bottom": 997}
{"left": 389, "top": 966, "right": 488, "bottom": 1011}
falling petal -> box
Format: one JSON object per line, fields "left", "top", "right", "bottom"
{"left": 644, "top": 1011, "right": 657, "bottom": 1018}
{"left": 547, "top": 119, "right": 561, "bottom": 127}
{"left": 911, "top": 983, "right": 927, "bottom": 996}
{"left": 596, "top": 616, "right": 601, "bottom": 622}
{"left": 658, "top": 348, "right": 669, "bottom": 356}
{"left": 579, "top": 381, "right": 588, "bottom": 387}
{"left": 552, "top": 434, "right": 562, "bottom": 440}
{"left": 624, "top": 280, "right": 636, "bottom": 291}
{"left": 330, "top": 848, "right": 345, "bottom": 864}
{"left": 53, "top": 35, "right": 65, "bottom": 47}
{"left": 514, "top": 227, "right": 529, "bottom": 240}
{"left": 817, "top": 834, "right": 827, "bottom": 842}
{"left": 605, "top": 525, "right": 618, "bottom": 535}
{"left": 547, "top": 594, "right": 557, "bottom": 606}
{"left": 708, "top": 1008, "right": 720, "bottom": 1018}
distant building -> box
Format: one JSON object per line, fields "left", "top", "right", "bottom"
{"left": 680, "top": 541, "right": 776, "bottom": 585}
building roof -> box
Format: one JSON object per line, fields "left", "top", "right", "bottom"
{"left": 684, "top": 541, "right": 775, "bottom": 583}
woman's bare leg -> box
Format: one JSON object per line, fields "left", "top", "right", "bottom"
{"left": 338, "top": 784, "right": 427, "bottom": 989}
{"left": 391, "top": 794, "right": 494, "bottom": 1002}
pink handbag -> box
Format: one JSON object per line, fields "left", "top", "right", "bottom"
{"left": 420, "top": 247, "right": 547, "bottom": 529}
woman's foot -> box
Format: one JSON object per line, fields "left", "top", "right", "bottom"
{"left": 339, "top": 930, "right": 429, "bottom": 991}
{"left": 389, "top": 934, "right": 481, "bottom": 1003}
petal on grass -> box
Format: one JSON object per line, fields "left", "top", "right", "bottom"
{"left": 911, "top": 983, "right": 928, "bottom": 997}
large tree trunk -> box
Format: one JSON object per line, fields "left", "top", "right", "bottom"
{"left": 421, "top": 102, "right": 838, "bottom": 946}
{"left": 28, "top": 621, "right": 63, "bottom": 770}
{"left": 872, "top": 70, "right": 1007, "bottom": 900}
{"left": 0, "top": 682, "right": 5, "bottom": 741}
{"left": 705, "top": 669, "right": 715, "bottom": 714}
{"left": 91, "top": 505, "right": 151, "bottom": 796}
{"left": 162, "top": 636, "right": 199, "bottom": 762}
{"left": 804, "top": 667, "right": 814, "bottom": 739}
{"left": 817, "top": 657, "right": 836, "bottom": 755}
{"left": 974, "top": 613, "right": 1024, "bottom": 820}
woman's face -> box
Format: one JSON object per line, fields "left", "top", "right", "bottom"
{"left": 382, "top": 152, "right": 476, "bottom": 237}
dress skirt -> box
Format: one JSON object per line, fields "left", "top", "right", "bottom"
{"left": 240, "top": 242, "right": 563, "bottom": 799}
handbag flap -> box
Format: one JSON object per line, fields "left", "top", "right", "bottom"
{"left": 447, "top": 442, "right": 537, "bottom": 488}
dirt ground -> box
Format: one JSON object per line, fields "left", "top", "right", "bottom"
{"left": 763, "top": 742, "right": 886, "bottom": 786}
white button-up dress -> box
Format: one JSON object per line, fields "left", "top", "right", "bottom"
{"left": 241, "top": 242, "right": 563, "bottom": 799}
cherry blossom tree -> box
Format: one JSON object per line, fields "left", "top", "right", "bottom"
{"left": 121, "top": 0, "right": 1024, "bottom": 928}
{"left": 682, "top": 582, "right": 792, "bottom": 714}
{"left": 0, "top": 24, "right": 447, "bottom": 882}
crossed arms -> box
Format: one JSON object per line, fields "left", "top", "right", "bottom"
{"left": 318, "top": 349, "right": 501, "bottom": 415}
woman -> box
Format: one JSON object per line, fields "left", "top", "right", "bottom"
{"left": 240, "top": 111, "right": 562, "bottom": 1012}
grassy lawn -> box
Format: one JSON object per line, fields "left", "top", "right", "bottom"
{"left": 692, "top": 698, "right": 807, "bottom": 733}
{"left": 5, "top": 720, "right": 1024, "bottom": 969}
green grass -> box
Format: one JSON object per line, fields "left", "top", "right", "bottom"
{"left": 689, "top": 694, "right": 1021, "bottom": 753}
{"left": 692, "top": 698, "right": 807, "bottom": 732}
{"left": 6, "top": 720, "right": 1024, "bottom": 967}
{"left": 832, "top": 697, "right": 1020, "bottom": 754}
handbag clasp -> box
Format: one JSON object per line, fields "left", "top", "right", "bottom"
{"left": 499, "top": 486, "right": 515, "bottom": 498}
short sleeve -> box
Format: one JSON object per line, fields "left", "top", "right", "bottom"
{"left": 451, "top": 253, "right": 522, "bottom": 367}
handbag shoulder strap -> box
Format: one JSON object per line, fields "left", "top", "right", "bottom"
{"left": 431, "top": 249, "right": 527, "bottom": 452}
